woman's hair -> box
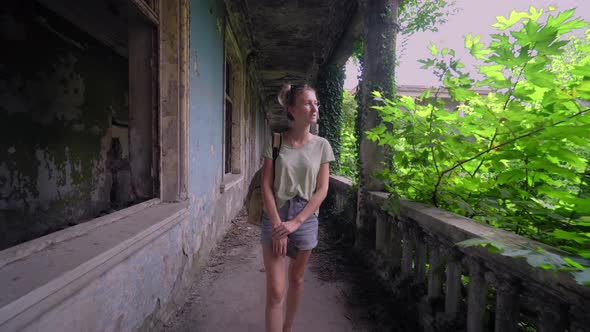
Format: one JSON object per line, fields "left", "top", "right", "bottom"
{"left": 277, "top": 84, "right": 315, "bottom": 120}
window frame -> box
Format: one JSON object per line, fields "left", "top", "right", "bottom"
{"left": 222, "top": 24, "right": 244, "bottom": 178}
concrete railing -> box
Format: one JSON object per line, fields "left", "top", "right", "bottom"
{"left": 328, "top": 176, "right": 590, "bottom": 332}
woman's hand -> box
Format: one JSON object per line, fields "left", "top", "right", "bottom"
{"left": 272, "top": 220, "right": 301, "bottom": 240}
{"left": 272, "top": 237, "right": 288, "bottom": 257}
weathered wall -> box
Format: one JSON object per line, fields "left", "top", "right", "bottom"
{"left": 188, "top": 0, "right": 225, "bottom": 204}
{"left": 0, "top": 0, "right": 266, "bottom": 330}
{"left": 184, "top": 0, "right": 265, "bottom": 290}
{"left": 10, "top": 204, "right": 190, "bottom": 332}
{"left": 0, "top": 4, "right": 128, "bottom": 249}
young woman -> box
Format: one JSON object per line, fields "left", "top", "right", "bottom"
{"left": 260, "top": 84, "right": 335, "bottom": 332}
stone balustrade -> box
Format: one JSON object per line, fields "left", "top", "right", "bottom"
{"left": 328, "top": 176, "right": 590, "bottom": 332}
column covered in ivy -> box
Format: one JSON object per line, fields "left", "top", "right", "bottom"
{"left": 356, "top": 0, "right": 400, "bottom": 247}
{"left": 316, "top": 63, "right": 345, "bottom": 172}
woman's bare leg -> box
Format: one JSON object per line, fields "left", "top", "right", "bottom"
{"left": 283, "top": 249, "right": 312, "bottom": 332}
{"left": 263, "top": 245, "right": 287, "bottom": 332}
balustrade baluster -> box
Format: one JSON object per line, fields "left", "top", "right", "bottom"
{"left": 375, "top": 212, "right": 388, "bottom": 255}
{"left": 444, "top": 251, "right": 462, "bottom": 318}
{"left": 427, "top": 241, "right": 443, "bottom": 302}
{"left": 538, "top": 301, "right": 565, "bottom": 332}
{"left": 569, "top": 306, "right": 590, "bottom": 332}
{"left": 401, "top": 226, "right": 415, "bottom": 276}
{"left": 390, "top": 220, "right": 403, "bottom": 270}
{"left": 466, "top": 258, "right": 487, "bottom": 332}
{"left": 414, "top": 232, "right": 427, "bottom": 281}
{"left": 488, "top": 274, "right": 519, "bottom": 332}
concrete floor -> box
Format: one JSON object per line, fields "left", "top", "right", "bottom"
{"left": 162, "top": 215, "right": 361, "bottom": 332}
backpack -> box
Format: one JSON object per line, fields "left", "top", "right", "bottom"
{"left": 246, "top": 133, "right": 282, "bottom": 226}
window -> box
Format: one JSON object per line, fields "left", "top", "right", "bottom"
{"left": 0, "top": 0, "right": 187, "bottom": 250}
{"left": 224, "top": 62, "right": 234, "bottom": 173}
{"left": 223, "top": 24, "right": 243, "bottom": 176}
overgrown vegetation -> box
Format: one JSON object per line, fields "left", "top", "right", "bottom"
{"left": 337, "top": 89, "right": 359, "bottom": 179}
{"left": 317, "top": 63, "right": 345, "bottom": 173}
{"left": 339, "top": 0, "right": 458, "bottom": 182}
{"left": 366, "top": 7, "right": 590, "bottom": 277}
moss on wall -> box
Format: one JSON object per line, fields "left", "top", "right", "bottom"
{"left": 0, "top": 4, "right": 128, "bottom": 249}
{"left": 316, "top": 63, "right": 345, "bottom": 171}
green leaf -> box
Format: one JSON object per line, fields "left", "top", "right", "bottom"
{"left": 524, "top": 250, "right": 567, "bottom": 270}
{"left": 419, "top": 89, "right": 431, "bottom": 100}
{"left": 571, "top": 63, "right": 590, "bottom": 77}
{"left": 551, "top": 229, "right": 590, "bottom": 244}
{"left": 497, "top": 169, "right": 526, "bottom": 184}
{"left": 564, "top": 257, "right": 585, "bottom": 270}
{"left": 429, "top": 43, "right": 439, "bottom": 56}
{"left": 493, "top": 10, "right": 530, "bottom": 30}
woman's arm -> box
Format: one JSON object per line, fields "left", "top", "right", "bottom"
{"left": 261, "top": 157, "right": 282, "bottom": 227}
{"left": 272, "top": 162, "right": 330, "bottom": 239}
{"left": 293, "top": 162, "right": 330, "bottom": 223}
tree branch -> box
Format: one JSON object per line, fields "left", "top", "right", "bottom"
{"left": 433, "top": 108, "right": 590, "bottom": 196}
{"left": 472, "top": 128, "right": 498, "bottom": 177}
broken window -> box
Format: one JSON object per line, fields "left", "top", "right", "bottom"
{"left": 223, "top": 25, "right": 243, "bottom": 176}
{"left": 224, "top": 62, "right": 233, "bottom": 173}
{"left": 0, "top": 0, "right": 159, "bottom": 250}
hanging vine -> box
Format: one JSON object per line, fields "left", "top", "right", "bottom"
{"left": 316, "top": 63, "right": 345, "bottom": 171}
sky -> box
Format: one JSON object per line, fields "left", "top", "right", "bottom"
{"left": 343, "top": 0, "right": 590, "bottom": 90}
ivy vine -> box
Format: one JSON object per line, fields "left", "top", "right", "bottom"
{"left": 316, "top": 63, "right": 345, "bottom": 171}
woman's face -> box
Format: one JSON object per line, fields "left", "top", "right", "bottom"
{"left": 289, "top": 90, "right": 319, "bottom": 125}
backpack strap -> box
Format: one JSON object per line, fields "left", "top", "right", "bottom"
{"left": 271, "top": 132, "right": 282, "bottom": 185}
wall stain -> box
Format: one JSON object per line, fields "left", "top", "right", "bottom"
{"left": 0, "top": 5, "right": 128, "bottom": 249}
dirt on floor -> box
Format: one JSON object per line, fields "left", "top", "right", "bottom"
{"left": 310, "top": 222, "right": 422, "bottom": 332}
{"left": 161, "top": 209, "right": 420, "bottom": 332}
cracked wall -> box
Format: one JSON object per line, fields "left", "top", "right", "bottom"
{"left": 0, "top": 4, "right": 128, "bottom": 249}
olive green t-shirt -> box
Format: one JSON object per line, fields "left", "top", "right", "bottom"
{"left": 263, "top": 135, "right": 335, "bottom": 210}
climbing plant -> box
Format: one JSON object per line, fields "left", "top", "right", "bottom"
{"left": 338, "top": 90, "right": 359, "bottom": 179}
{"left": 316, "top": 63, "right": 345, "bottom": 172}
{"left": 343, "top": 0, "right": 457, "bottom": 183}
{"left": 366, "top": 7, "right": 590, "bottom": 277}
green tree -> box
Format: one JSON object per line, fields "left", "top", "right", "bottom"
{"left": 337, "top": 90, "right": 359, "bottom": 179}
{"left": 367, "top": 7, "right": 590, "bottom": 273}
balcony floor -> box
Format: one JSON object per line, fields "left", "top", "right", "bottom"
{"left": 160, "top": 208, "right": 421, "bottom": 332}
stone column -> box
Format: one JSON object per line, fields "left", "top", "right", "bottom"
{"left": 487, "top": 274, "right": 519, "bottom": 332}
{"left": 375, "top": 212, "right": 389, "bottom": 255}
{"left": 414, "top": 232, "right": 427, "bottom": 280}
{"left": 466, "top": 258, "right": 487, "bottom": 332}
{"left": 390, "top": 220, "right": 403, "bottom": 270}
{"left": 569, "top": 306, "right": 590, "bottom": 332}
{"left": 356, "top": 0, "right": 401, "bottom": 248}
{"left": 538, "top": 301, "right": 565, "bottom": 332}
{"left": 401, "top": 226, "right": 415, "bottom": 276}
{"left": 444, "top": 252, "right": 462, "bottom": 318}
{"left": 427, "top": 240, "right": 444, "bottom": 302}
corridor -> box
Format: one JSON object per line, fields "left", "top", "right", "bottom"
{"left": 161, "top": 210, "right": 418, "bottom": 332}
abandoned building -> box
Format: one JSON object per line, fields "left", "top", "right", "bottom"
{"left": 0, "top": 0, "right": 588, "bottom": 331}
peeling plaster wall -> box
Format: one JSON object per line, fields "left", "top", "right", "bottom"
{"left": 22, "top": 213, "right": 190, "bottom": 332}
{"left": 0, "top": 4, "right": 128, "bottom": 249}
{"left": 0, "top": 1, "right": 267, "bottom": 330}
{"left": 188, "top": 0, "right": 225, "bottom": 223}
{"left": 185, "top": 0, "right": 265, "bottom": 275}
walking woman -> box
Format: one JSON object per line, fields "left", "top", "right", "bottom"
{"left": 260, "top": 84, "right": 335, "bottom": 332}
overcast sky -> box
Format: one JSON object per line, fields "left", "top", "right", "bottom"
{"left": 344, "top": 0, "right": 590, "bottom": 89}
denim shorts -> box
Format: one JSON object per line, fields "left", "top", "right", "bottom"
{"left": 260, "top": 196, "right": 319, "bottom": 251}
